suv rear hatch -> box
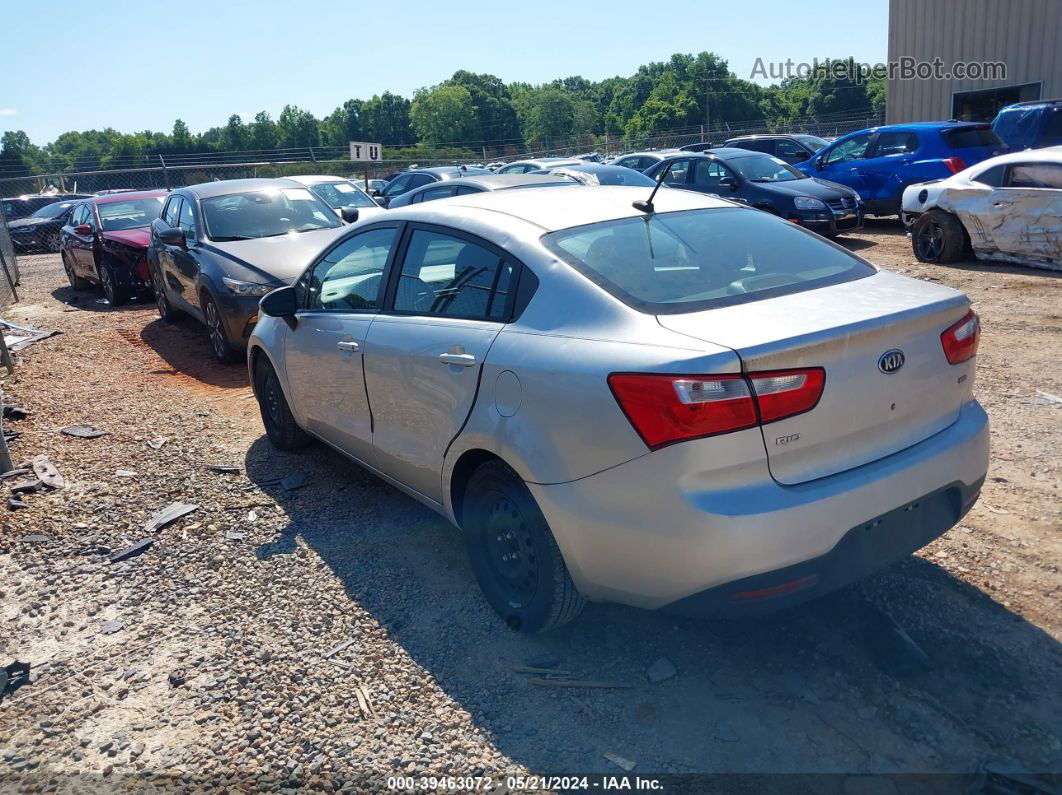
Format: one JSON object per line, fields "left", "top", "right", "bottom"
{"left": 658, "top": 270, "right": 975, "bottom": 485}
{"left": 939, "top": 124, "right": 1007, "bottom": 168}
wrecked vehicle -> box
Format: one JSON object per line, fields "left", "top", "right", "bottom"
{"left": 902, "top": 147, "right": 1062, "bottom": 270}
{"left": 249, "top": 186, "right": 988, "bottom": 633}
{"left": 59, "top": 191, "right": 167, "bottom": 305}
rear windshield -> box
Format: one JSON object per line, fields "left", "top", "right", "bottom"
{"left": 542, "top": 207, "right": 875, "bottom": 314}
{"left": 309, "top": 181, "right": 377, "bottom": 209}
{"left": 941, "top": 127, "right": 1002, "bottom": 148}
{"left": 97, "top": 197, "right": 165, "bottom": 230}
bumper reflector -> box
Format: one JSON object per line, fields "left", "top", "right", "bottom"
{"left": 730, "top": 574, "right": 818, "bottom": 601}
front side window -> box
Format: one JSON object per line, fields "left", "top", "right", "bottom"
{"left": 70, "top": 204, "right": 88, "bottom": 226}
{"left": 97, "top": 197, "right": 165, "bottom": 231}
{"left": 162, "top": 196, "right": 182, "bottom": 227}
{"left": 692, "top": 159, "right": 731, "bottom": 189}
{"left": 419, "top": 186, "right": 457, "bottom": 203}
{"left": 310, "top": 181, "right": 376, "bottom": 209}
{"left": 728, "top": 155, "right": 805, "bottom": 183}
{"left": 407, "top": 174, "right": 434, "bottom": 190}
{"left": 1006, "top": 162, "right": 1062, "bottom": 189}
{"left": 543, "top": 207, "right": 874, "bottom": 314}
{"left": 394, "top": 229, "right": 513, "bottom": 320}
{"left": 383, "top": 175, "right": 411, "bottom": 196}
{"left": 202, "top": 187, "right": 340, "bottom": 241}
{"left": 306, "top": 226, "right": 398, "bottom": 311}
{"left": 178, "top": 198, "right": 197, "bottom": 240}
{"left": 661, "top": 159, "right": 691, "bottom": 184}
{"left": 824, "top": 133, "right": 871, "bottom": 165}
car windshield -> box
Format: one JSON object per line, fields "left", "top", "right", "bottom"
{"left": 795, "top": 135, "right": 829, "bottom": 151}
{"left": 97, "top": 197, "right": 165, "bottom": 230}
{"left": 31, "top": 202, "right": 74, "bottom": 219}
{"left": 202, "top": 187, "right": 341, "bottom": 241}
{"left": 727, "top": 155, "right": 806, "bottom": 182}
{"left": 308, "top": 181, "right": 377, "bottom": 209}
{"left": 542, "top": 207, "right": 874, "bottom": 313}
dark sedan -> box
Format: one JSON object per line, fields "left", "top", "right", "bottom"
{"left": 386, "top": 173, "right": 575, "bottom": 208}
{"left": 2, "top": 192, "right": 92, "bottom": 222}
{"left": 147, "top": 178, "right": 348, "bottom": 362}
{"left": 8, "top": 199, "right": 82, "bottom": 253}
{"left": 722, "top": 134, "right": 830, "bottom": 164}
{"left": 645, "top": 149, "right": 863, "bottom": 237}
{"left": 59, "top": 191, "right": 167, "bottom": 304}
{"left": 375, "top": 166, "right": 492, "bottom": 208}
{"left": 531, "top": 163, "right": 657, "bottom": 186}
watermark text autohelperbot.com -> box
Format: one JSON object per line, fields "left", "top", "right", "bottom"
{"left": 750, "top": 57, "right": 1007, "bottom": 84}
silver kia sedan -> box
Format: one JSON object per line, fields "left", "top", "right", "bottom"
{"left": 247, "top": 186, "right": 989, "bottom": 632}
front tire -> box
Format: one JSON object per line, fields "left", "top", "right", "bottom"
{"left": 152, "top": 265, "right": 182, "bottom": 322}
{"left": 254, "top": 355, "right": 310, "bottom": 450}
{"left": 99, "top": 258, "right": 130, "bottom": 306}
{"left": 463, "top": 461, "right": 584, "bottom": 633}
{"left": 202, "top": 293, "right": 240, "bottom": 363}
{"left": 913, "top": 210, "right": 966, "bottom": 264}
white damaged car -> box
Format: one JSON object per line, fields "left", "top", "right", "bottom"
{"left": 901, "top": 147, "right": 1061, "bottom": 270}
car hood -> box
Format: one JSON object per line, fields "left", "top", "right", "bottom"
{"left": 102, "top": 228, "right": 151, "bottom": 248}
{"left": 202, "top": 226, "right": 347, "bottom": 283}
{"left": 750, "top": 177, "right": 855, "bottom": 199}
{"left": 8, "top": 217, "right": 55, "bottom": 230}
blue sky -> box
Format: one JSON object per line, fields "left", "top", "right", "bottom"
{"left": 0, "top": 0, "right": 888, "bottom": 144}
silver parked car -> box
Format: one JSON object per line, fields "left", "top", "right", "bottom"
{"left": 285, "top": 175, "right": 388, "bottom": 224}
{"left": 248, "top": 186, "right": 989, "bottom": 632}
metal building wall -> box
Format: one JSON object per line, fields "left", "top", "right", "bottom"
{"left": 887, "top": 0, "right": 1062, "bottom": 123}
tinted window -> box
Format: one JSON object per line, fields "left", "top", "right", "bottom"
{"left": 394, "top": 229, "right": 513, "bottom": 320}
{"left": 0, "top": 200, "right": 15, "bottom": 219}
{"left": 310, "top": 181, "right": 376, "bottom": 209}
{"left": 728, "top": 155, "right": 806, "bottom": 182}
{"left": 1006, "top": 162, "right": 1062, "bottom": 189}
{"left": 775, "top": 139, "right": 810, "bottom": 162}
{"left": 306, "top": 227, "right": 398, "bottom": 311}
{"left": 407, "top": 174, "right": 434, "bottom": 189}
{"left": 971, "top": 164, "right": 1006, "bottom": 187}
{"left": 419, "top": 186, "right": 457, "bottom": 202}
{"left": 178, "top": 199, "right": 197, "bottom": 240}
{"left": 163, "top": 197, "right": 181, "bottom": 227}
{"left": 454, "top": 186, "right": 485, "bottom": 195}
{"left": 1043, "top": 108, "right": 1062, "bottom": 138}
{"left": 202, "top": 188, "right": 339, "bottom": 240}
{"left": 31, "top": 201, "right": 75, "bottom": 219}
{"left": 97, "top": 197, "right": 165, "bottom": 231}
{"left": 692, "top": 159, "right": 731, "bottom": 189}
{"left": 70, "top": 204, "right": 87, "bottom": 226}
{"left": 824, "top": 133, "right": 871, "bottom": 164}
{"left": 794, "top": 135, "right": 829, "bottom": 151}
{"left": 542, "top": 207, "right": 874, "bottom": 314}
{"left": 942, "top": 127, "right": 1003, "bottom": 148}
{"left": 730, "top": 139, "right": 773, "bottom": 154}
{"left": 661, "top": 159, "right": 691, "bottom": 184}
{"left": 382, "top": 175, "right": 411, "bottom": 196}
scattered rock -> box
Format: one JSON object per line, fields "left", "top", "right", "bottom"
{"left": 646, "top": 656, "right": 677, "bottom": 684}
{"left": 60, "top": 425, "right": 108, "bottom": 439}
{"left": 100, "top": 620, "right": 124, "bottom": 635}
{"left": 144, "top": 502, "right": 199, "bottom": 533}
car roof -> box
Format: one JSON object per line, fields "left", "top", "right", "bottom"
{"left": 726, "top": 134, "right": 801, "bottom": 142}
{"left": 965, "top": 146, "right": 1062, "bottom": 170}
{"left": 286, "top": 174, "right": 361, "bottom": 186}
{"left": 998, "top": 98, "right": 1062, "bottom": 110}
{"left": 616, "top": 149, "right": 682, "bottom": 158}
{"left": 658, "top": 148, "right": 757, "bottom": 162}
{"left": 180, "top": 178, "right": 306, "bottom": 199}
{"left": 417, "top": 173, "right": 574, "bottom": 190}
{"left": 386, "top": 184, "right": 734, "bottom": 234}
{"left": 410, "top": 166, "right": 492, "bottom": 176}
{"left": 90, "top": 189, "right": 169, "bottom": 205}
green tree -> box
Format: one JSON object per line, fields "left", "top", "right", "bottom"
{"left": 249, "top": 111, "right": 277, "bottom": 150}
{"left": 219, "top": 114, "right": 247, "bottom": 151}
{"left": 447, "top": 71, "right": 519, "bottom": 146}
{"left": 320, "top": 99, "right": 364, "bottom": 148}
{"left": 277, "top": 104, "right": 320, "bottom": 148}
{"left": 624, "top": 71, "right": 700, "bottom": 139}
{"left": 171, "top": 119, "right": 194, "bottom": 152}
{"left": 0, "top": 130, "right": 43, "bottom": 176}
{"left": 410, "top": 84, "right": 479, "bottom": 145}
{"left": 362, "top": 92, "right": 413, "bottom": 145}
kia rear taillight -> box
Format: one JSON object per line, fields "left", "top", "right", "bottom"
{"left": 609, "top": 368, "right": 825, "bottom": 449}
{"left": 942, "top": 157, "right": 967, "bottom": 174}
{"left": 941, "top": 310, "right": 980, "bottom": 364}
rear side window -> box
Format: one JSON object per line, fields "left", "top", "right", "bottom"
{"left": 971, "top": 164, "right": 1006, "bottom": 187}
{"left": 393, "top": 229, "right": 513, "bottom": 320}
{"left": 419, "top": 186, "right": 457, "bottom": 202}
{"left": 1006, "top": 162, "right": 1062, "bottom": 189}
{"left": 872, "top": 132, "right": 919, "bottom": 156}
{"left": 942, "top": 127, "right": 1002, "bottom": 148}
{"left": 542, "top": 207, "right": 875, "bottom": 314}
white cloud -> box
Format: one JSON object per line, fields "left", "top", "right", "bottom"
{"left": 0, "top": 108, "right": 16, "bottom": 117}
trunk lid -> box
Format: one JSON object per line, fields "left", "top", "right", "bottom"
{"left": 658, "top": 270, "right": 975, "bottom": 484}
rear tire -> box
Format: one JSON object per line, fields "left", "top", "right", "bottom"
{"left": 913, "top": 210, "right": 966, "bottom": 264}
{"left": 62, "top": 251, "right": 90, "bottom": 290}
{"left": 463, "top": 460, "right": 584, "bottom": 633}
{"left": 202, "top": 293, "right": 240, "bottom": 363}
{"left": 152, "top": 265, "right": 182, "bottom": 322}
{"left": 254, "top": 355, "right": 310, "bottom": 450}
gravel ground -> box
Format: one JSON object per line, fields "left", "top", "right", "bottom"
{"left": 0, "top": 221, "right": 1059, "bottom": 791}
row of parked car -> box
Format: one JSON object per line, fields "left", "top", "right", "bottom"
{"left": 35, "top": 146, "right": 995, "bottom": 633}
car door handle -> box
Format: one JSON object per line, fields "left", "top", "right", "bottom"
{"left": 336, "top": 340, "right": 359, "bottom": 352}
{"left": 438, "top": 352, "right": 477, "bottom": 367}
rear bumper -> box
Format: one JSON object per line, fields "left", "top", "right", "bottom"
{"left": 528, "top": 400, "right": 989, "bottom": 611}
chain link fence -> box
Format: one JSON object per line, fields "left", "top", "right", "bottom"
{"left": 0, "top": 209, "right": 19, "bottom": 308}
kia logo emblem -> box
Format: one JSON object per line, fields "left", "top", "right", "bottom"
{"left": 878, "top": 349, "right": 905, "bottom": 374}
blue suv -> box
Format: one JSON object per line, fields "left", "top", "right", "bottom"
{"left": 992, "top": 99, "right": 1062, "bottom": 150}
{"left": 797, "top": 122, "right": 1006, "bottom": 216}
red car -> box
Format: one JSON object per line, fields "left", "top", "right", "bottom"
{"left": 59, "top": 190, "right": 167, "bottom": 305}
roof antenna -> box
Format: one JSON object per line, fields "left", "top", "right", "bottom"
{"left": 632, "top": 161, "right": 674, "bottom": 214}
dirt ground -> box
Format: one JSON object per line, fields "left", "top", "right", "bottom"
{"left": 0, "top": 220, "right": 1059, "bottom": 791}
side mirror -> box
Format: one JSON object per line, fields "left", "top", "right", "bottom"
{"left": 74, "top": 224, "right": 92, "bottom": 236}
{"left": 719, "top": 176, "right": 738, "bottom": 190}
{"left": 340, "top": 206, "right": 360, "bottom": 224}
{"left": 814, "top": 158, "right": 826, "bottom": 171}
{"left": 375, "top": 196, "right": 389, "bottom": 208}
{"left": 369, "top": 188, "right": 381, "bottom": 197}
{"left": 158, "top": 226, "right": 186, "bottom": 247}
{"left": 259, "top": 285, "right": 297, "bottom": 318}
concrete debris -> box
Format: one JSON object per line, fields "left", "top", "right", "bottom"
{"left": 31, "top": 455, "right": 65, "bottom": 489}
{"left": 144, "top": 502, "right": 199, "bottom": 533}
{"left": 109, "top": 538, "right": 154, "bottom": 564}
{"left": 604, "top": 752, "right": 636, "bottom": 771}
{"left": 60, "top": 425, "right": 108, "bottom": 439}
{"left": 646, "top": 656, "right": 677, "bottom": 684}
